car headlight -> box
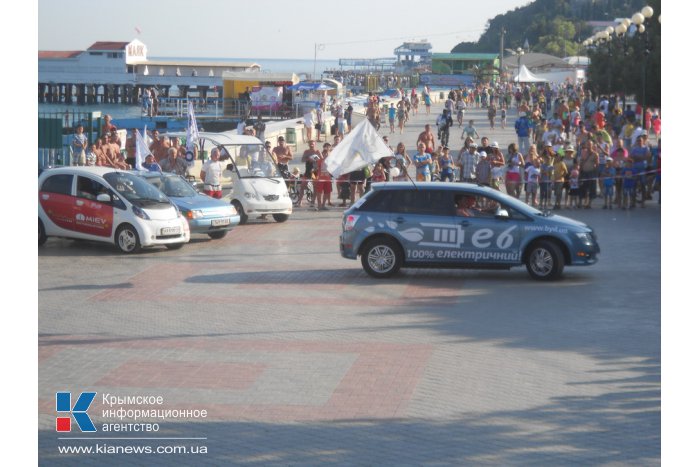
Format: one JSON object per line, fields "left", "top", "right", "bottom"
{"left": 184, "top": 210, "right": 204, "bottom": 219}
{"left": 132, "top": 205, "right": 150, "bottom": 220}
{"left": 575, "top": 232, "right": 594, "bottom": 246}
{"left": 244, "top": 192, "right": 256, "bottom": 199}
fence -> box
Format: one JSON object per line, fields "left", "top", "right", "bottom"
{"left": 38, "top": 110, "right": 102, "bottom": 168}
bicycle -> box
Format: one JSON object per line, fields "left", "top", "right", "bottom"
{"left": 286, "top": 173, "right": 314, "bottom": 206}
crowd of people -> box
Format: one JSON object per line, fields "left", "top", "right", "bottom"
{"left": 291, "top": 81, "right": 660, "bottom": 212}
{"left": 69, "top": 80, "right": 660, "bottom": 213}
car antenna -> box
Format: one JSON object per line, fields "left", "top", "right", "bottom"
{"left": 405, "top": 171, "right": 419, "bottom": 190}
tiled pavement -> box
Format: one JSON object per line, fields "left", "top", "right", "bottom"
{"left": 38, "top": 102, "right": 660, "bottom": 465}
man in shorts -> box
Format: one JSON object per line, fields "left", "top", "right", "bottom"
{"left": 417, "top": 124, "right": 436, "bottom": 154}
{"left": 200, "top": 148, "right": 225, "bottom": 199}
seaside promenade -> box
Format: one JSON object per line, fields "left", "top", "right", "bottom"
{"left": 38, "top": 97, "right": 660, "bottom": 465}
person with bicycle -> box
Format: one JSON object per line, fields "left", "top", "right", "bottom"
{"left": 299, "top": 141, "right": 321, "bottom": 208}
{"left": 272, "top": 136, "right": 293, "bottom": 186}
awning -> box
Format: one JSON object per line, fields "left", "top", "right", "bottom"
{"left": 288, "top": 82, "right": 333, "bottom": 91}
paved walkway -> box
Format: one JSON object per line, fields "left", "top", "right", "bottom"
{"left": 38, "top": 98, "right": 660, "bottom": 466}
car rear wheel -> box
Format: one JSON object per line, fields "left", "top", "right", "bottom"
{"left": 232, "top": 200, "right": 247, "bottom": 224}
{"left": 526, "top": 240, "right": 564, "bottom": 281}
{"left": 207, "top": 230, "right": 228, "bottom": 239}
{"left": 115, "top": 224, "right": 141, "bottom": 254}
{"left": 39, "top": 219, "right": 47, "bottom": 246}
{"left": 361, "top": 237, "right": 403, "bottom": 278}
{"left": 273, "top": 214, "right": 289, "bottom": 223}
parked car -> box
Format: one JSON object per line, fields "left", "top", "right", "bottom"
{"left": 340, "top": 182, "right": 600, "bottom": 280}
{"left": 165, "top": 132, "right": 293, "bottom": 224}
{"left": 138, "top": 171, "right": 239, "bottom": 239}
{"left": 39, "top": 166, "right": 190, "bottom": 253}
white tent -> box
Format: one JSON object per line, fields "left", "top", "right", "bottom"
{"left": 513, "top": 64, "right": 547, "bottom": 83}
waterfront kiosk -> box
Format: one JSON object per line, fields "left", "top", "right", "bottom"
{"left": 221, "top": 71, "right": 300, "bottom": 116}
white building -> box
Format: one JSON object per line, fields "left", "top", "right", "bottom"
{"left": 38, "top": 39, "right": 260, "bottom": 104}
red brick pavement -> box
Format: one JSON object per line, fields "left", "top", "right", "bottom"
{"left": 39, "top": 337, "right": 433, "bottom": 422}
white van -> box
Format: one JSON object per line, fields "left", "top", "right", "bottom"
{"left": 175, "top": 132, "right": 293, "bottom": 223}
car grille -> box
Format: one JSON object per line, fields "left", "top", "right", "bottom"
{"left": 264, "top": 195, "right": 279, "bottom": 201}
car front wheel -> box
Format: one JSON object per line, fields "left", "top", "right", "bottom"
{"left": 525, "top": 240, "right": 564, "bottom": 281}
{"left": 232, "top": 200, "right": 247, "bottom": 224}
{"left": 361, "top": 237, "right": 403, "bottom": 278}
{"left": 39, "top": 219, "right": 47, "bottom": 246}
{"left": 115, "top": 225, "right": 141, "bottom": 254}
{"left": 207, "top": 230, "right": 227, "bottom": 239}
{"left": 273, "top": 214, "right": 289, "bottom": 223}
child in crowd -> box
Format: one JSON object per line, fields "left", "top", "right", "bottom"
{"left": 601, "top": 157, "right": 616, "bottom": 209}
{"left": 371, "top": 161, "right": 387, "bottom": 183}
{"left": 622, "top": 159, "right": 636, "bottom": 209}
{"left": 475, "top": 152, "right": 491, "bottom": 186}
{"left": 567, "top": 163, "right": 580, "bottom": 208}
{"left": 525, "top": 158, "right": 541, "bottom": 207}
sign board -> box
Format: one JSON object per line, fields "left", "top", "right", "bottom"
{"left": 419, "top": 73, "right": 475, "bottom": 87}
{"left": 125, "top": 39, "right": 148, "bottom": 64}
{"left": 251, "top": 86, "right": 283, "bottom": 111}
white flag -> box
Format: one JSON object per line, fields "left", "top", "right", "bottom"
{"left": 325, "top": 119, "right": 393, "bottom": 178}
{"left": 186, "top": 101, "right": 200, "bottom": 167}
{"left": 134, "top": 127, "right": 151, "bottom": 170}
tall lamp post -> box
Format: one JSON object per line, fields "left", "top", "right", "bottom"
{"left": 515, "top": 47, "right": 524, "bottom": 84}
{"left": 632, "top": 6, "right": 654, "bottom": 120}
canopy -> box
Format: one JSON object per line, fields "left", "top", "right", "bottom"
{"left": 513, "top": 64, "right": 547, "bottom": 83}
{"left": 288, "top": 82, "right": 333, "bottom": 91}
{"left": 325, "top": 119, "right": 393, "bottom": 178}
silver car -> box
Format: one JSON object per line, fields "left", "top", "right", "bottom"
{"left": 340, "top": 182, "right": 600, "bottom": 280}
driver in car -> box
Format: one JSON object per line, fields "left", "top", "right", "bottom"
{"left": 456, "top": 195, "right": 481, "bottom": 217}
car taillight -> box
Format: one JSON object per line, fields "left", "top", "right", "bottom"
{"left": 344, "top": 214, "right": 360, "bottom": 231}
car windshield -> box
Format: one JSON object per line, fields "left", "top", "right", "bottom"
{"left": 104, "top": 172, "right": 170, "bottom": 206}
{"left": 145, "top": 174, "right": 199, "bottom": 198}
{"left": 483, "top": 188, "right": 545, "bottom": 217}
{"left": 221, "top": 144, "right": 282, "bottom": 179}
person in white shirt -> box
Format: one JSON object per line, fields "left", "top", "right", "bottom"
{"left": 200, "top": 148, "right": 225, "bottom": 199}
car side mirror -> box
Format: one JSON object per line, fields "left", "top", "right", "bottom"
{"left": 96, "top": 193, "right": 112, "bottom": 203}
{"left": 495, "top": 209, "right": 509, "bottom": 218}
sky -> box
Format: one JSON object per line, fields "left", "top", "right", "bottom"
{"left": 38, "top": 0, "right": 533, "bottom": 60}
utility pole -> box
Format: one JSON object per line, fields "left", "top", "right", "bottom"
{"left": 499, "top": 27, "right": 505, "bottom": 83}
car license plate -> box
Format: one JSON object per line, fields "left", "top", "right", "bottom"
{"left": 211, "top": 218, "right": 230, "bottom": 227}
{"left": 161, "top": 226, "right": 181, "bottom": 235}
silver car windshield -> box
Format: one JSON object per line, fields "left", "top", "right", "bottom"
{"left": 146, "top": 174, "right": 199, "bottom": 198}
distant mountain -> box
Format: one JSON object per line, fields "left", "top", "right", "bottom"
{"left": 452, "top": 0, "right": 649, "bottom": 57}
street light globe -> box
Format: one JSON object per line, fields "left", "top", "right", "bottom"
{"left": 616, "top": 24, "right": 628, "bottom": 35}
{"left": 637, "top": 24, "right": 645, "bottom": 34}
{"left": 622, "top": 18, "right": 632, "bottom": 28}
{"left": 606, "top": 26, "right": 615, "bottom": 35}
{"left": 632, "top": 12, "right": 645, "bottom": 26}
{"left": 642, "top": 6, "right": 654, "bottom": 18}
